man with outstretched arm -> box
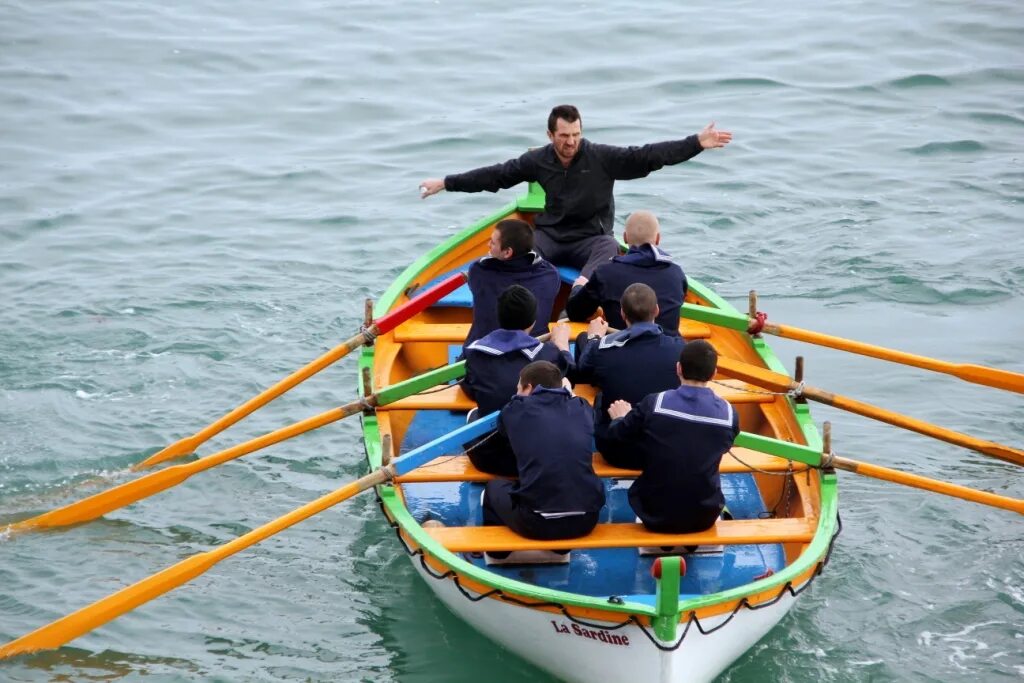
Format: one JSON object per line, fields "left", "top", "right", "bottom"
{"left": 420, "top": 104, "right": 731, "bottom": 279}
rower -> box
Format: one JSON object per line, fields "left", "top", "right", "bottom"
{"left": 605, "top": 340, "right": 740, "bottom": 534}
{"left": 573, "top": 283, "right": 684, "bottom": 468}
{"left": 481, "top": 360, "right": 605, "bottom": 549}
{"left": 463, "top": 285, "right": 572, "bottom": 476}
{"left": 565, "top": 210, "right": 687, "bottom": 335}
{"left": 464, "top": 218, "right": 560, "bottom": 347}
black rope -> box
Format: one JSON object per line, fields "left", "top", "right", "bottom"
{"left": 374, "top": 481, "right": 844, "bottom": 652}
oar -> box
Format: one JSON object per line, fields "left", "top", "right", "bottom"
{"left": 680, "top": 302, "right": 1024, "bottom": 395}
{"left": 134, "top": 271, "right": 468, "bottom": 470}
{"left": 3, "top": 361, "right": 467, "bottom": 536}
{"left": 717, "top": 356, "right": 1024, "bottom": 467}
{"left": 735, "top": 431, "right": 1024, "bottom": 515}
{"left": 0, "top": 414, "right": 498, "bottom": 659}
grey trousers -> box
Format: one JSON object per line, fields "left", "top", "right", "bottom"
{"left": 533, "top": 230, "right": 621, "bottom": 279}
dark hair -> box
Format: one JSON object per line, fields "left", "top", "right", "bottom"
{"left": 679, "top": 340, "right": 718, "bottom": 382}
{"left": 497, "top": 284, "right": 537, "bottom": 330}
{"left": 519, "top": 360, "right": 562, "bottom": 390}
{"left": 547, "top": 104, "right": 581, "bottom": 132}
{"left": 620, "top": 283, "right": 658, "bottom": 324}
{"left": 495, "top": 219, "right": 534, "bottom": 257}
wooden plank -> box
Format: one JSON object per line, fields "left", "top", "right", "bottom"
{"left": 381, "top": 381, "right": 776, "bottom": 411}
{"left": 422, "top": 518, "right": 816, "bottom": 552}
{"left": 393, "top": 320, "right": 713, "bottom": 343}
{"left": 396, "top": 448, "right": 807, "bottom": 484}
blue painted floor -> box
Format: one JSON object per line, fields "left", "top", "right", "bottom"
{"left": 400, "top": 408, "right": 786, "bottom": 600}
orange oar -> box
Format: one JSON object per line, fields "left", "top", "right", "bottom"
{"left": 753, "top": 318, "right": 1024, "bottom": 395}
{"left": 3, "top": 359, "right": 468, "bottom": 537}
{"left": 0, "top": 414, "right": 496, "bottom": 659}
{"left": 717, "top": 357, "right": 1024, "bottom": 467}
{"left": 133, "top": 271, "right": 468, "bottom": 470}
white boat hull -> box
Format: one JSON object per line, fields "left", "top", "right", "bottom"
{"left": 412, "top": 560, "right": 804, "bottom": 683}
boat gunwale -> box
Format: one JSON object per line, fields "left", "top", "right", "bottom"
{"left": 358, "top": 184, "right": 840, "bottom": 624}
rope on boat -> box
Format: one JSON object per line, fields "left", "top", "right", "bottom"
{"left": 374, "top": 488, "right": 843, "bottom": 653}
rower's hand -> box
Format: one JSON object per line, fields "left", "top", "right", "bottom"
{"left": 587, "top": 317, "right": 609, "bottom": 338}
{"left": 419, "top": 178, "right": 445, "bottom": 198}
{"left": 697, "top": 122, "right": 732, "bottom": 149}
{"left": 607, "top": 399, "right": 632, "bottom": 420}
{"left": 573, "top": 275, "right": 589, "bottom": 288}
{"left": 549, "top": 322, "right": 571, "bottom": 350}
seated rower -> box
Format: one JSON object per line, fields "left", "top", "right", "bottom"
{"left": 565, "top": 210, "right": 687, "bottom": 336}
{"left": 573, "top": 283, "right": 684, "bottom": 468}
{"left": 463, "top": 285, "right": 572, "bottom": 476}
{"left": 465, "top": 218, "right": 560, "bottom": 347}
{"left": 606, "top": 340, "right": 739, "bottom": 534}
{"left": 482, "top": 360, "right": 605, "bottom": 542}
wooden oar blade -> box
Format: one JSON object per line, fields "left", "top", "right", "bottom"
{"left": 0, "top": 470, "right": 389, "bottom": 659}
{"left": 5, "top": 465, "right": 192, "bottom": 536}
{"left": 132, "top": 437, "right": 200, "bottom": 471}
{"left": 956, "top": 363, "right": 1024, "bottom": 395}
{"left": 0, "top": 414, "right": 489, "bottom": 658}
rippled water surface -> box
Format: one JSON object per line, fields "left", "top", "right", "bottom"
{"left": 2, "top": 1, "right": 1022, "bottom": 681}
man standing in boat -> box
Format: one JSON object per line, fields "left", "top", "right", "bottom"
{"left": 419, "top": 104, "right": 732, "bottom": 279}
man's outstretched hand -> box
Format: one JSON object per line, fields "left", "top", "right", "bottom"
{"left": 419, "top": 178, "right": 445, "bottom": 198}
{"left": 697, "top": 122, "right": 732, "bottom": 150}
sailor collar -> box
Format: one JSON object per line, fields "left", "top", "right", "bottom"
{"left": 598, "top": 321, "right": 663, "bottom": 350}
{"left": 466, "top": 329, "right": 545, "bottom": 358}
{"left": 614, "top": 243, "right": 673, "bottom": 266}
{"left": 477, "top": 250, "right": 544, "bottom": 267}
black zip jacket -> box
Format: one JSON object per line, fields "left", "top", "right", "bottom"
{"left": 444, "top": 135, "right": 703, "bottom": 243}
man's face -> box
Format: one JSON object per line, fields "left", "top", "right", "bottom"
{"left": 488, "top": 229, "right": 510, "bottom": 259}
{"left": 547, "top": 118, "right": 582, "bottom": 164}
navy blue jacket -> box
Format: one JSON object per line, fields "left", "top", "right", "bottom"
{"left": 463, "top": 329, "right": 574, "bottom": 416}
{"left": 499, "top": 387, "right": 605, "bottom": 515}
{"left": 566, "top": 244, "right": 687, "bottom": 335}
{"left": 573, "top": 323, "right": 684, "bottom": 464}
{"left": 606, "top": 385, "right": 740, "bottom": 532}
{"left": 465, "top": 252, "right": 560, "bottom": 346}
{"left": 445, "top": 136, "right": 703, "bottom": 243}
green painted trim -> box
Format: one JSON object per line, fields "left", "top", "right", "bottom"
{"left": 516, "top": 181, "right": 546, "bottom": 211}
{"left": 653, "top": 557, "right": 682, "bottom": 641}
{"left": 734, "top": 431, "right": 823, "bottom": 468}
{"left": 679, "top": 302, "right": 748, "bottom": 331}
{"left": 677, "top": 474, "right": 839, "bottom": 613}
{"left": 377, "top": 361, "right": 466, "bottom": 405}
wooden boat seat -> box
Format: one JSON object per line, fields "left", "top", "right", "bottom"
{"left": 396, "top": 448, "right": 806, "bottom": 484}
{"left": 393, "top": 320, "right": 712, "bottom": 343}
{"left": 382, "top": 380, "right": 776, "bottom": 411}
{"left": 422, "top": 517, "right": 817, "bottom": 552}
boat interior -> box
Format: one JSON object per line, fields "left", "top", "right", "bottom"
{"left": 370, "top": 210, "right": 821, "bottom": 602}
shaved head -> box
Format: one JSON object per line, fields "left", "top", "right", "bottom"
{"left": 624, "top": 210, "right": 660, "bottom": 246}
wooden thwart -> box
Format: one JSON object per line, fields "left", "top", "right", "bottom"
{"left": 393, "top": 320, "right": 713, "bottom": 343}
{"left": 382, "top": 381, "right": 775, "bottom": 411}
{"left": 396, "top": 448, "right": 805, "bottom": 484}
{"left": 422, "top": 517, "right": 816, "bottom": 552}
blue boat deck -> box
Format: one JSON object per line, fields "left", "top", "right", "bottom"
{"left": 398, "top": 409, "right": 785, "bottom": 600}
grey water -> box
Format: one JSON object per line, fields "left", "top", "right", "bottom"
{"left": 1, "top": 1, "right": 1022, "bottom": 681}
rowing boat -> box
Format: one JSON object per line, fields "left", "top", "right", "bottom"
{"left": 357, "top": 183, "right": 840, "bottom": 682}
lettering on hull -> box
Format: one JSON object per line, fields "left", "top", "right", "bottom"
{"left": 550, "top": 620, "right": 631, "bottom": 647}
